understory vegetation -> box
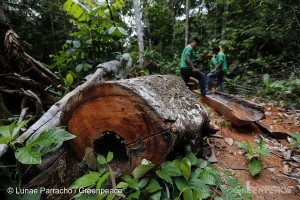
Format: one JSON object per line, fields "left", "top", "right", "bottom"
{"left": 69, "top": 151, "right": 251, "bottom": 200}
{"left": 0, "top": 0, "right": 300, "bottom": 199}
{"left": 5, "top": 0, "right": 299, "bottom": 107}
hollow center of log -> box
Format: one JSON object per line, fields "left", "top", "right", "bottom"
{"left": 93, "top": 131, "right": 129, "bottom": 165}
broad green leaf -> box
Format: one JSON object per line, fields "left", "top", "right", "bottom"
{"left": 115, "top": 0, "right": 124, "bottom": 8}
{"left": 172, "top": 159, "right": 181, "bottom": 169}
{"left": 145, "top": 178, "right": 161, "bottom": 193}
{"left": 183, "top": 188, "right": 193, "bottom": 200}
{"left": 149, "top": 190, "right": 161, "bottom": 200}
{"left": 121, "top": 174, "right": 132, "bottom": 182}
{"left": 156, "top": 170, "right": 172, "bottom": 184}
{"left": 126, "top": 177, "right": 139, "bottom": 190}
{"left": 73, "top": 7, "right": 84, "bottom": 19}
{"left": 27, "top": 127, "right": 75, "bottom": 146}
{"left": 138, "top": 178, "right": 149, "bottom": 189}
{"left": 63, "top": 0, "right": 73, "bottom": 11}
{"left": 0, "top": 119, "right": 30, "bottom": 144}
{"left": 161, "top": 162, "right": 182, "bottom": 177}
{"left": 97, "top": 154, "right": 107, "bottom": 165}
{"left": 198, "top": 186, "right": 211, "bottom": 199}
{"left": 196, "top": 159, "right": 208, "bottom": 169}
{"left": 132, "top": 163, "right": 155, "bottom": 178}
{"left": 117, "top": 27, "right": 128, "bottom": 36}
{"left": 25, "top": 127, "right": 75, "bottom": 156}
{"left": 186, "top": 152, "right": 198, "bottom": 165}
{"left": 69, "top": 3, "right": 80, "bottom": 16}
{"left": 287, "top": 131, "right": 300, "bottom": 141}
{"left": 181, "top": 158, "right": 191, "bottom": 181}
{"left": 106, "top": 151, "right": 113, "bottom": 163}
{"left": 66, "top": 73, "right": 74, "bottom": 85}
{"left": 107, "top": 26, "right": 128, "bottom": 37}
{"left": 224, "top": 170, "right": 232, "bottom": 176}
{"left": 15, "top": 146, "right": 41, "bottom": 164}
{"left": 116, "top": 181, "right": 128, "bottom": 190}
{"left": 96, "top": 172, "right": 110, "bottom": 189}
{"left": 199, "top": 171, "right": 216, "bottom": 185}
{"left": 204, "top": 166, "right": 220, "bottom": 175}
{"left": 236, "top": 141, "right": 249, "bottom": 151}
{"left": 189, "top": 172, "right": 206, "bottom": 188}
{"left": 0, "top": 123, "right": 15, "bottom": 144}
{"left": 174, "top": 178, "right": 189, "bottom": 191}
{"left": 75, "top": 64, "right": 83, "bottom": 72}
{"left": 69, "top": 173, "right": 100, "bottom": 189}
{"left": 246, "top": 153, "right": 254, "bottom": 160}
{"left": 253, "top": 148, "right": 271, "bottom": 157}
{"left": 108, "top": 27, "right": 116, "bottom": 35}
{"left": 249, "top": 157, "right": 262, "bottom": 176}
{"left": 127, "top": 190, "right": 140, "bottom": 200}
{"left": 192, "top": 188, "right": 201, "bottom": 200}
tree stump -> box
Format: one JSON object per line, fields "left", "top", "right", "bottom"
{"left": 61, "top": 75, "right": 215, "bottom": 173}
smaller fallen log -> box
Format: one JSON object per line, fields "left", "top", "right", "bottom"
{"left": 256, "top": 108, "right": 298, "bottom": 139}
{"left": 61, "top": 75, "right": 216, "bottom": 173}
{"left": 196, "top": 91, "right": 265, "bottom": 126}
{"left": 0, "top": 54, "right": 132, "bottom": 157}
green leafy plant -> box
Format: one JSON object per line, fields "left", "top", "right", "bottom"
{"left": 71, "top": 151, "right": 251, "bottom": 200}
{"left": 236, "top": 139, "right": 271, "bottom": 176}
{"left": 69, "top": 151, "right": 124, "bottom": 200}
{"left": 0, "top": 120, "right": 76, "bottom": 200}
{"left": 287, "top": 131, "right": 300, "bottom": 153}
{"left": 52, "top": 0, "right": 128, "bottom": 90}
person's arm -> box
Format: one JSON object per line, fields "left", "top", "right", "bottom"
{"left": 212, "top": 63, "right": 222, "bottom": 72}
{"left": 184, "top": 47, "right": 196, "bottom": 71}
{"left": 212, "top": 54, "right": 223, "bottom": 72}
{"left": 185, "top": 57, "right": 196, "bottom": 72}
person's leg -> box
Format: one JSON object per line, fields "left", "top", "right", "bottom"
{"left": 207, "top": 73, "right": 213, "bottom": 91}
{"left": 189, "top": 77, "right": 198, "bottom": 90}
{"left": 180, "top": 68, "right": 192, "bottom": 86}
{"left": 219, "top": 71, "right": 225, "bottom": 92}
{"left": 207, "top": 72, "right": 217, "bottom": 92}
{"left": 193, "top": 69, "right": 207, "bottom": 96}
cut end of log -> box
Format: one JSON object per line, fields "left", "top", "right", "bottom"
{"left": 61, "top": 75, "right": 210, "bottom": 173}
{"left": 61, "top": 82, "right": 174, "bottom": 172}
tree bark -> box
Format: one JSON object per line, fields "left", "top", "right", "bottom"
{"left": 133, "top": 0, "right": 144, "bottom": 67}
{"left": 185, "top": 0, "right": 190, "bottom": 46}
{"left": 60, "top": 75, "right": 215, "bottom": 173}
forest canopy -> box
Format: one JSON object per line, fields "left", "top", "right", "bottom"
{"left": 2, "top": 0, "right": 300, "bottom": 106}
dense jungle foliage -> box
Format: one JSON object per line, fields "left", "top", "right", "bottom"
{"left": 3, "top": 0, "right": 300, "bottom": 107}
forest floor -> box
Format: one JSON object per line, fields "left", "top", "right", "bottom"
{"left": 197, "top": 96, "right": 300, "bottom": 200}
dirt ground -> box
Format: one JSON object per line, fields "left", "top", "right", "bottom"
{"left": 198, "top": 96, "right": 300, "bottom": 200}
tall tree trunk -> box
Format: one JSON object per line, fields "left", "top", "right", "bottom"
{"left": 143, "top": 0, "right": 152, "bottom": 51}
{"left": 185, "top": 0, "right": 190, "bottom": 46}
{"left": 133, "top": 0, "right": 144, "bottom": 67}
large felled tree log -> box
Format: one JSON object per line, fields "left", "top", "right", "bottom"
{"left": 61, "top": 75, "right": 216, "bottom": 173}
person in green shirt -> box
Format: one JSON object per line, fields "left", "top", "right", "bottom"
{"left": 207, "top": 46, "right": 227, "bottom": 92}
{"left": 207, "top": 51, "right": 217, "bottom": 90}
{"left": 180, "top": 38, "right": 207, "bottom": 96}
